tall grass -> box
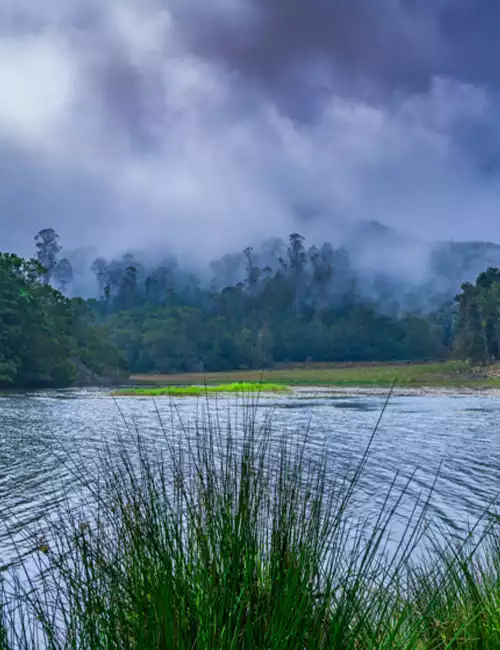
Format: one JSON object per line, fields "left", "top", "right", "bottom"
{"left": 1, "top": 398, "right": 500, "bottom": 647}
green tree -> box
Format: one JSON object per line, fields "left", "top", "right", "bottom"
{"left": 0, "top": 252, "right": 126, "bottom": 388}
{"left": 454, "top": 282, "right": 488, "bottom": 364}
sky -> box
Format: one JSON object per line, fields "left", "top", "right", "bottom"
{"left": 1, "top": 0, "right": 500, "bottom": 264}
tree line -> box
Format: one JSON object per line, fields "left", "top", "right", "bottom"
{"left": 85, "top": 231, "right": 453, "bottom": 373}
{"left": 3, "top": 227, "right": 499, "bottom": 387}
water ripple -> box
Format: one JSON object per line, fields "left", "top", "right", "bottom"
{"left": 1, "top": 388, "right": 500, "bottom": 559}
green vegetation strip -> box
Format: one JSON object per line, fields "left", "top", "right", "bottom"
{"left": 115, "top": 382, "right": 291, "bottom": 397}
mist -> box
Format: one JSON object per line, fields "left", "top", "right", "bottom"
{"left": 2, "top": 0, "right": 500, "bottom": 284}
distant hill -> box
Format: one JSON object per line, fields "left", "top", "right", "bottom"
{"left": 322, "top": 219, "right": 500, "bottom": 310}
{"left": 347, "top": 219, "right": 500, "bottom": 289}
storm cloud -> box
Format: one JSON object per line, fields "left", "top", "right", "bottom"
{"left": 1, "top": 0, "right": 500, "bottom": 267}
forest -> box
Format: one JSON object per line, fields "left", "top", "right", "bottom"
{"left": 2, "top": 227, "right": 500, "bottom": 387}
{"left": 0, "top": 240, "right": 126, "bottom": 388}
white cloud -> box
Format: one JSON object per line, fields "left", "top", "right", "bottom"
{"left": 0, "top": 35, "right": 75, "bottom": 145}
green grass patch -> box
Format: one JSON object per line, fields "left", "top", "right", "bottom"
{"left": 115, "top": 381, "right": 291, "bottom": 397}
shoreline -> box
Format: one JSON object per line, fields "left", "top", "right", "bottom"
{"left": 124, "top": 361, "right": 500, "bottom": 393}
{"left": 6, "top": 362, "right": 500, "bottom": 396}
{"left": 114, "top": 383, "right": 500, "bottom": 399}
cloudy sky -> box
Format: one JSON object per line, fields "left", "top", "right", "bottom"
{"left": 1, "top": 0, "right": 500, "bottom": 262}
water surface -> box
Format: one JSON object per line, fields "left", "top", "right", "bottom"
{"left": 1, "top": 387, "right": 500, "bottom": 564}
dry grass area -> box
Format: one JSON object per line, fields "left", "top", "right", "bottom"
{"left": 128, "top": 360, "right": 500, "bottom": 388}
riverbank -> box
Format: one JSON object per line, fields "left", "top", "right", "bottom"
{"left": 128, "top": 360, "right": 500, "bottom": 390}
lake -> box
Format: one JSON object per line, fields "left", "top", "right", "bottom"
{"left": 1, "top": 386, "right": 500, "bottom": 567}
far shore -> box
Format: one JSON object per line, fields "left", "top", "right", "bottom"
{"left": 124, "top": 360, "right": 500, "bottom": 392}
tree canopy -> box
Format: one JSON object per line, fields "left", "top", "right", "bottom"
{"left": 0, "top": 252, "right": 125, "bottom": 388}
{"left": 82, "top": 232, "right": 452, "bottom": 373}
{"left": 454, "top": 267, "right": 500, "bottom": 365}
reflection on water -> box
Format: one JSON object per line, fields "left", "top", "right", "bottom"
{"left": 1, "top": 387, "right": 500, "bottom": 562}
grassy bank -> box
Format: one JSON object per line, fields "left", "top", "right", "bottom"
{"left": 129, "top": 360, "right": 500, "bottom": 389}
{"left": 115, "top": 381, "right": 290, "bottom": 397}
{"left": 2, "top": 406, "right": 500, "bottom": 648}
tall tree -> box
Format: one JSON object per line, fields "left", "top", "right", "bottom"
{"left": 286, "top": 233, "right": 306, "bottom": 317}
{"left": 91, "top": 257, "right": 110, "bottom": 299}
{"left": 118, "top": 266, "right": 138, "bottom": 310}
{"left": 454, "top": 282, "right": 488, "bottom": 364}
{"left": 34, "top": 228, "right": 61, "bottom": 284}
{"left": 53, "top": 258, "right": 73, "bottom": 293}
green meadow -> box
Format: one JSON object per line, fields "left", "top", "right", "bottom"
{"left": 128, "top": 360, "right": 500, "bottom": 390}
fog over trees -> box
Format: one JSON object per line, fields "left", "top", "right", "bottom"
{"left": 1, "top": 227, "right": 498, "bottom": 386}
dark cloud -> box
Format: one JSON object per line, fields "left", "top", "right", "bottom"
{"left": 436, "top": 0, "right": 500, "bottom": 85}
{"left": 180, "top": 0, "right": 500, "bottom": 103}
{"left": 1, "top": 0, "right": 500, "bottom": 274}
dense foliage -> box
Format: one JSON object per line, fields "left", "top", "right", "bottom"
{"left": 86, "top": 233, "right": 453, "bottom": 373}
{"left": 0, "top": 252, "right": 125, "bottom": 388}
{"left": 454, "top": 267, "right": 500, "bottom": 365}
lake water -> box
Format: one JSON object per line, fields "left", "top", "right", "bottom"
{"left": 1, "top": 387, "right": 500, "bottom": 567}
